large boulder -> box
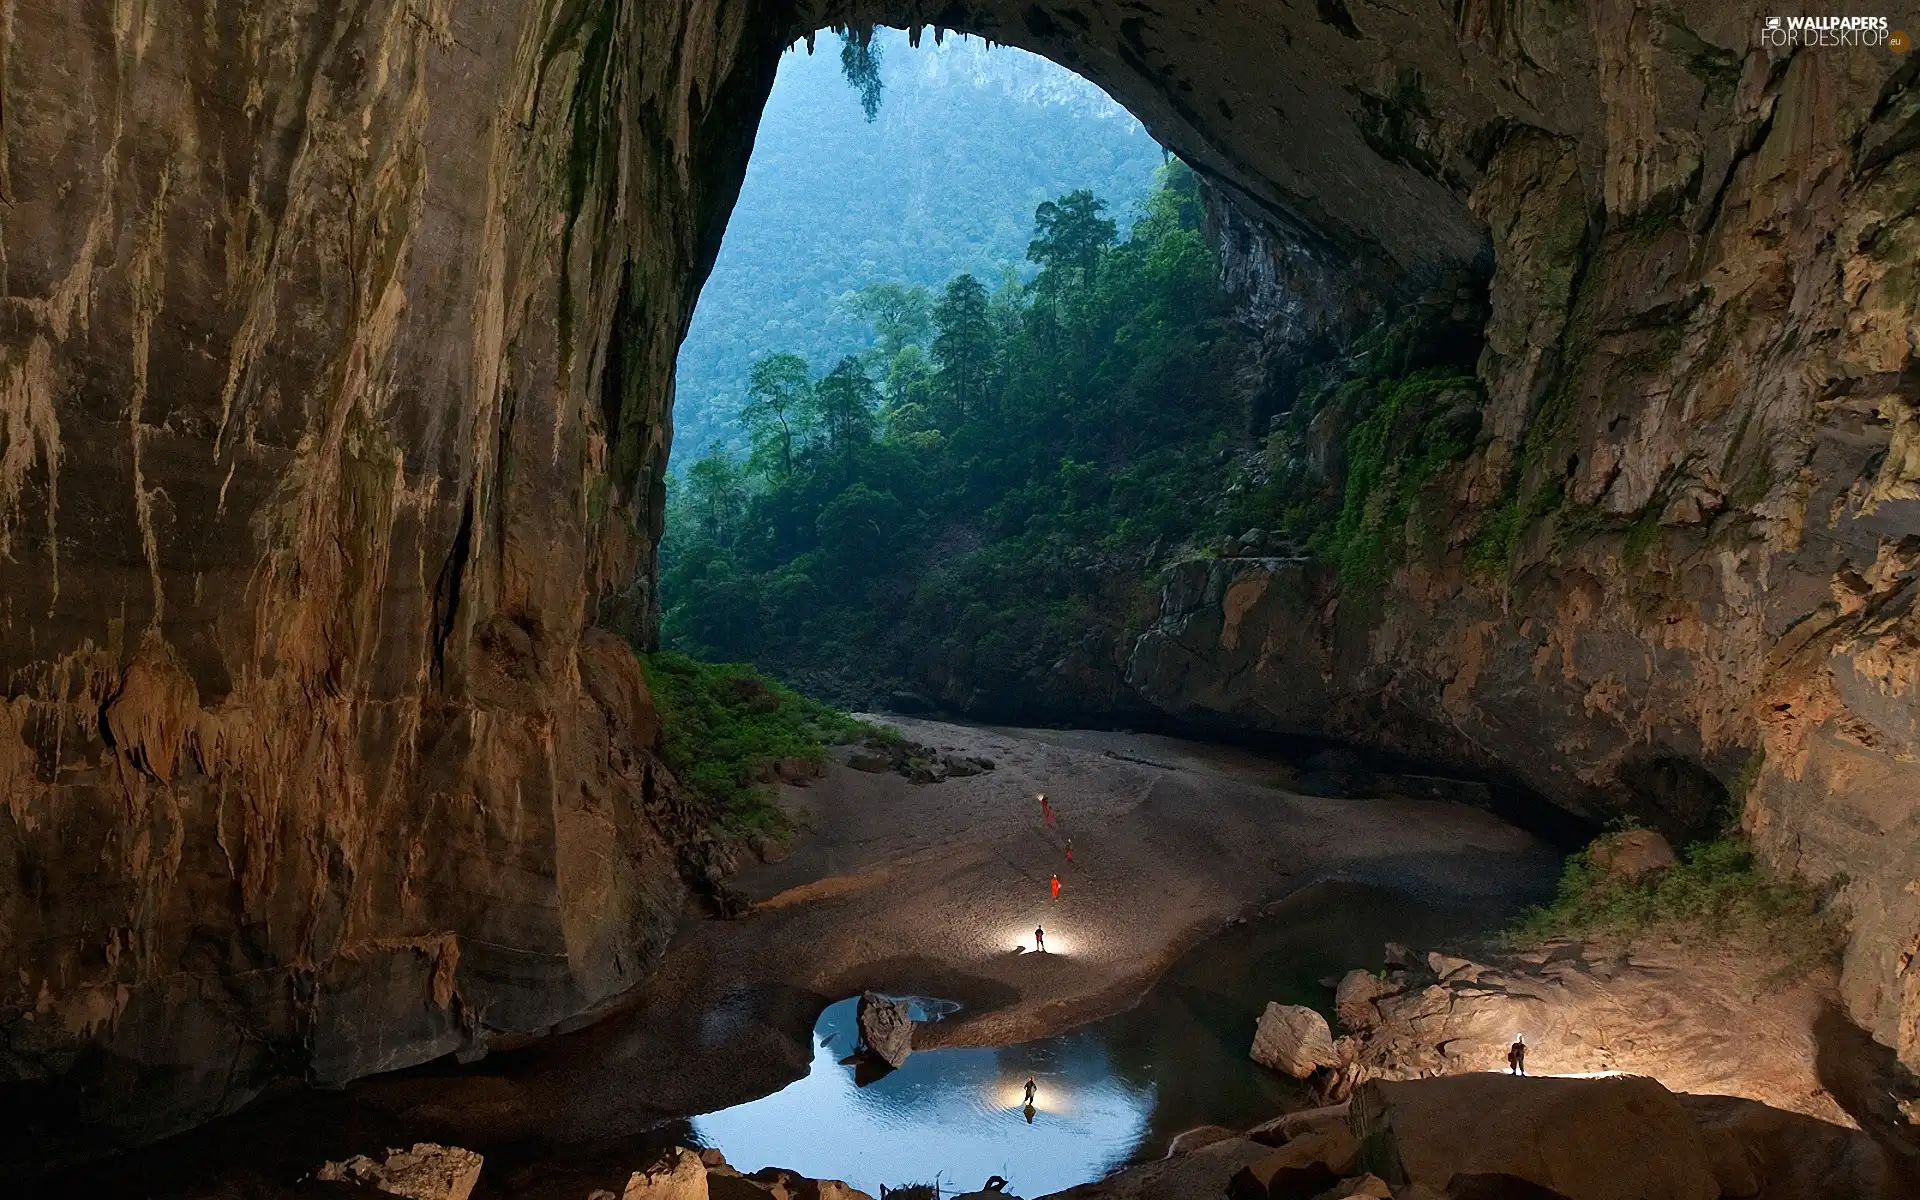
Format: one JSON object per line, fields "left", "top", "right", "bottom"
{"left": 314, "top": 1143, "right": 485, "bottom": 1200}
{"left": 1347, "top": 1074, "right": 1720, "bottom": 1200}
{"left": 1226, "top": 1124, "right": 1358, "bottom": 1200}
{"left": 622, "top": 1148, "right": 710, "bottom": 1200}
{"left": 1587, "top": 830, "right": 1677, "bottom": 881}
{"left": 1251, "top": 1003, "right": 1339, "bottom": 1078}
{"left": 1334, "top": 970, "right": 1393, "bottom": 1031}
{"left": 857, "top": 992, "right": 915, "bottom": 1068}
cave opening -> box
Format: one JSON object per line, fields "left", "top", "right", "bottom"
{"left": 658, "top": 26, "right": 1225, "bottom": 722}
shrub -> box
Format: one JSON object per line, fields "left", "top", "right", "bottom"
{"left": 641, "top": 652, "right": 863, "bottom": 838}
{"left": 1510, "top": 831, "right": 1846, "bottom": 978}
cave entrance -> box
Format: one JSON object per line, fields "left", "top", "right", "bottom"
{"left": 659, "top": 28, "right": 1213, "bottom": 717}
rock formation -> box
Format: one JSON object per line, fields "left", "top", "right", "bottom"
{"left": 856, "top": 990, "right": 914, "bottom": 1068}
{"left": 0, "top": 0, "right": 1913, "bottom": 1156}
{"left": 1250, "top": 1002, "right": 1341, "bottom": 1079}
{"left": 314, "top": 1143, "right": 484, "bottom": 1200}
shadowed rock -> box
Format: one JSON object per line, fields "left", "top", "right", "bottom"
{"left": 856, "top": 991, "right": 914, "bottom": 1068}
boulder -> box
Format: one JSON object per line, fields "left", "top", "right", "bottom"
{"left": 314, "top": 1143, "right": 484, "bottom": 1200}
{"left": 1334, "top": 970, "right": 1390, "bottom": 1031}
{"left": 1425, "top": 953, "right": 1482, "bottom": 983}
{"left": 1226, "top": 1126, "right": 1358, "bottom": 1200}
{"left": 857, "top": 991, "right": 914, "bottom": 1068}
{"left": 623, "top": 1148, "right": 710, "bottom": 1200}
{"left": 1587, "top": 830, "right": 1676, "bottom": 881}
{"left": 1383, "top": 942, "right": 1420, "bottom": 970}
{"left": 1330, "top": 1177, "right": 1392, "bottom": 1199}
{"left": 1348, "top": 1074, "right": 1720, "bottom": 1200}
{"left": 1251, "top": 1003, "right": 1339, "bottom": 1077}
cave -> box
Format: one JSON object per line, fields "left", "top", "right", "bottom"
{"left": 1, "top": 0, "right": 1918, "bottom": 1194}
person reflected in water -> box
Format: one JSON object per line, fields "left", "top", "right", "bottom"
{"left": 1034, "top": 926, "right": 1046, "bottom": 953}
{"left": 1024, "top": 1102, "right": 1037, "bottom": 1124}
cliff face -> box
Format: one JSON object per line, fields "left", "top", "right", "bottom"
{"left": 0, "top": 0, "right": 1913, "bottom": 1157}
{"left": 1130, "top": 26, "right": 1920, "bottom": 1068}
{"left": 0, "top": 0, "right": 787, "bottom": 1156}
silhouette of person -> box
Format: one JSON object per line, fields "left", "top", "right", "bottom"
{"left": 1050, "top": 873, "right": 1061, "bottom": 900}
{"left": 1508, "top": 1036, "right": 1527, "bottom": 1076}
{"left": 1034, "top": 926, "right": 1046, "bottom": 953}
{"left": 1064, "top": 838, "right": 1074, "bottom": 863}
{"left": 1023, "top": 1074, "right": 1037, "bottom": 1105}
{"left": 1025, "top": 1101, "right": 1036, "bottom": 1124}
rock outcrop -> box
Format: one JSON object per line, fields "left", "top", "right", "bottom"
{"left": 1350, "top": 1074, "right": 1722, "bottom": 1200}
{"left": 0, "top": 0, "right": 1914, "bottom": 1156}
{"left": 1250, "top": 1002, "right": 1340, "bottom": 1079}
{"left": 856, "top": 991, "right": 914, "bottom": 1068}
{"left": 315, "top": 1143, "right": 484, "bottom": 1200}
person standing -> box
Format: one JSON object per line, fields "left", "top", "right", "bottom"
{"left": 1038, "top": 793, "right": 1055, "bottom": 827}
{"left": 1064, "top": 838, "right": 1074, "bottom": 864}
{"left": 1034, "top": 926, "right": 1046, "bottom": 953}
{"left": 1507, "top": 1036, "right": 1527, "bottom": 1076}
{"left": 1023, "top": 1074, "right": 1037, "bottom": 1105}
{"left": 1050, "top": 873, "right": 1061, "bottom": 900}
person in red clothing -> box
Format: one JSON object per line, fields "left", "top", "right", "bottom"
{"left": 1064, "top": 838, "right": 1074, "bottom": 863}
{"left": 1050, "top": 873, "right": 1061, "bottom": 900}
{"left": 1038, "top": 792, "right": 1055, "bottom": 827}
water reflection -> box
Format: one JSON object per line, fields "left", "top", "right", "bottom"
{"left": 692, "top": 998, "right": 1153, "bottom": 1198}
{"left": 693, "top": 872, "right": 1556, "bottom": 1197}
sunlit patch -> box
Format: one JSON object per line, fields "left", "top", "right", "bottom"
{"left": 999, "top": 920, "right": 1078, "bottom": 957}
{"left": 992, "top": 1076, "right": 1075, "bottom": 1116}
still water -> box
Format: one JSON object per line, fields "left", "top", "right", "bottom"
{"left": 691, "top": 869, "right": 1554, "bottom": 1198}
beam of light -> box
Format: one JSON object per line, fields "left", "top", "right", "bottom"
{"left": 991, "top": 1078, "right": 1074, "bottom": 1116}
{"left": 997, "top": 921, "right": 1078, "bottom": 957}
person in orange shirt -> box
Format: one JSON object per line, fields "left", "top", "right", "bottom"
{"left": 1050, "top": 873, "right": 1061, "bottom": 900}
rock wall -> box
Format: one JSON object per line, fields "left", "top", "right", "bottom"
{"left": 0, "top": 0, "right": 1914, "bottom": 1156}
{"left": 0, "top": 0, "right": 788, "bottom": 1156}
{"left": 1130, "top": 25, "right": 1920, "bottom": 1067}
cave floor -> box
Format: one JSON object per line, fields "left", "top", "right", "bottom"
{"left": 27, "top": 721, "right": 1913, "bottom": 1198}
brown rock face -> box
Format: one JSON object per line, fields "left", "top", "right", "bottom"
{"left": 0, "top": 0, "right": 1914, "bottom": 1156}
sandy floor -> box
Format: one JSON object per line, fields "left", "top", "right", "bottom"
{"left": 339, "top": 719, "right": 1558, "bottom": 1149}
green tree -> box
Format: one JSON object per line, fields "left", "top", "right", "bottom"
{"left": 684, "top": 442, "right": 748, "bottom": 544}
{"left": 742, "top": 353, "right": 813, "bottom": 479}
{"left": 932, "top": 274, "right": 994, "bottom": 420}
{"left": 845, "top": 282, "right": 933, "bottom": 360}
{"left": 810, "top": 356, "right": 880, "bottom": 461}
{"left": 1028, "top": 189, "right": 1117, "bottom": 294}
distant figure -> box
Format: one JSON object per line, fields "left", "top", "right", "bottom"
{"left": 1038, "top": 793, "right": 1055, "bottom": 827}
{"left": 1050, "top": 873, "right": 1061, "bottom": 900}
{"left": 1064, "top": 838, "right": 1074, "bottom": 863}
{"left": 1508, "top": 1036, "right": 1527, "bottom": 1076}
{"left": 1034, "top": 926, "right": 1046, "bottom": 953}
{"left": 1025, "top": 1101, "right": 1036, "bottom": 1124}
{"left": 1023, "top": 1074, "right": 1037, "bottom": 1105}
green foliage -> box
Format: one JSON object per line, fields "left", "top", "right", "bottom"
{"left": 1322, "top": 369, "right": 1482, "bottom": 591}
{"left": 641, "top": 652, "right": 862, "bottom": 837}
{"left": 1510, "top": 831, "right": 1845, "bottom": 977}
{"left": 675, "top": 32, "right": 1163, "bottom": 457}
{"left": 1219, "top": 287, "right": 1491, "bottom": 588}
{"left": 661, "top": 164, "right": 1238, "bottom": 703}
{"left": 838, "top": 28, "right": 884, "bottom": 121}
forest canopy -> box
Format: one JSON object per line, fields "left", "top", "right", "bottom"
{"left": 660, "top": 164, "right": 1243, "bottom": 707}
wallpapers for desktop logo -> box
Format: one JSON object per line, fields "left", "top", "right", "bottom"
{"left": 1760, "top": 15, "right": 1907, "bottom": 49}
